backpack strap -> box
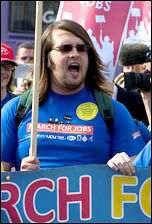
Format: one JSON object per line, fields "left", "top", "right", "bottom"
{"left": 93, "top": 88, "right": 114, "bottom": 132}
{"left": 16, "top": 89, "right": 32, "bottom": 127}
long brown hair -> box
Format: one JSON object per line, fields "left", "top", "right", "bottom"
{"left": 7, "top": 69, "right": 16, "bottom": 92}
{"left": 37, "top": 20, "right": 113, "bottom": 103}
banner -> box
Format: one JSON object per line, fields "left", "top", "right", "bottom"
{"left": 56, "top": 1, "right": 151, "bottom": 80}
{"left": 1, "top": 164, "right": 151, "bottom": 223}
{"left": 124, "top": 1, "right": 151, "bottom": 46}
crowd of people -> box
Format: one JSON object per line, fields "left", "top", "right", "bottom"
{"left": 1, "top": 20, "right": 151, "bottom": 175}
{"left": 1, "top": 42, "right": 34, "bottom": 109}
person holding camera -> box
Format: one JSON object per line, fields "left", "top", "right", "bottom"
{"left": 112, "top": 43, "right": 151, "bottom": 145}
{"left": 108, "top": 43, "right": 151, "bottom": 170}
{"left": 113, "top": 43, "right": 151, "bottom": 127}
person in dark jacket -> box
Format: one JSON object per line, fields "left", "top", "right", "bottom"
{"left": 113, "top": 43, "right": 151, "bottom": 126}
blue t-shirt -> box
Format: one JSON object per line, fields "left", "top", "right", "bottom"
{"left": 133, "top": 140, "right": 151, "bottom": 166}
{"left": 1, "top": 91, "right": 11, "bottom": 109}
{"left": 1, "top": 86, "right": 145, "bottom": 171}
{"left": 136, "top": 121, "right": 151, "bottom": 144}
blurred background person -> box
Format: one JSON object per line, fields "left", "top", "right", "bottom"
{"left": 14, "top": 42, "right": 34, "bottom": 95}
{"left": 15, "top": 42, "right": 34, "bottom": 64}
{"left": 108, "top": 77, "right": 151, "bottom": 171}
{"left": 1, "top": 43, "right": 18, "bottom": 108}
{"left": 117, "top": 42, "right": 150, "bottom": 80}
{"left": 113, "top": 43, "right": 151, "bottom": 127}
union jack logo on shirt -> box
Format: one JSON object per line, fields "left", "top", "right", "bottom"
{"left": 132, "top": 131, "right": 141, "bottom": 139}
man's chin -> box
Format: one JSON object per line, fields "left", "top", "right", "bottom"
{"left": 64, "top": 80, "right": 84, "bottom": 90}
{"left": 57, "top": 82, "right": 84, "bottom": 94}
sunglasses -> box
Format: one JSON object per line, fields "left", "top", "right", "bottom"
{"left": 1, "top": 63, "right": 15, "bottom": 71}
{"left": 21, "top": 56, "right": 34, "bottom": 61}
{"left": 52, "top": 44, "right": 89, "bottom": 53}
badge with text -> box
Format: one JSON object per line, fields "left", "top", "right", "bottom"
{"left": 76, "top": 102, "right": 98, "bottom": 120}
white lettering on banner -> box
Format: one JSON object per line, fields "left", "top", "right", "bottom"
{"left": 79, "top": 1, "right": 112, "bottom": 11}
{"left": 27, "top": 123, "right": 94, "bottom": 135}
{"left": 96, "top": 1, "right": 111, "bottom": 11}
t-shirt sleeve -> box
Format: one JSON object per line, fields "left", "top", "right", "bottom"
{"left": 1, "top": 97, "right": 20, "bottom": 163}
{"left": 136, "top": 121, "right": 151, "bottom": 144}
{"left": 133, "top": 140, "right": 151, "bottom": 166}
{"left": 110, "top": 100, "right": 146, "bottom": 157}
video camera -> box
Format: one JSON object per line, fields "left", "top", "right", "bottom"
{"left": 124, "top": 47, "right": 151, "bottom": 91}
{"left": 124, "top": 72, "right": 151, "bottom": 91}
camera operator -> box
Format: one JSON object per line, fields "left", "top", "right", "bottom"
{"left": 114, "top": 43, "right": 151, "bottom": 127}
{"left": 108, "top": 44, "right": 151, "bottom": 170}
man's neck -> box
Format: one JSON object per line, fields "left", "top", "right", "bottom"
{"left": 50, "top": 80, "right": 85, "bottom": 95}
{"left": 1, "top": 88, "right": 7, "bottom": 101}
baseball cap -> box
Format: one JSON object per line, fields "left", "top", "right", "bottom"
{"left": 1, "top": 43, "right": 18, "bottom": 66}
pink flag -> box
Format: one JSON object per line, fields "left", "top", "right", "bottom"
{"left": 124, "top": 1, "right": 151, "bottom": 46}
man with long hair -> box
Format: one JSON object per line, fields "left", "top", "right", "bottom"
{"left": 1, "top": 20, "right": 145, "bottom": 175}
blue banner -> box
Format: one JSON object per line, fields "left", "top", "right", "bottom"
{"left": 1, "top": 164, "right": 151, "bottom": 223}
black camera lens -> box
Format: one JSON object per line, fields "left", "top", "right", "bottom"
{"left": 124, "top": 72, "right": 151, "bottom": 91}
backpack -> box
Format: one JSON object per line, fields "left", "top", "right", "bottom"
{"left": 15, "top": 88, "right": 114, "bottom": 132}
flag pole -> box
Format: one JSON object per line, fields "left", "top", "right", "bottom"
{"left": 29, "top": 1, "right": 43, "bottom": 157}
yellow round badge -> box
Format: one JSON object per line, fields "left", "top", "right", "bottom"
{"left": 76, "top": 102, "right": 98, "bottom": 120}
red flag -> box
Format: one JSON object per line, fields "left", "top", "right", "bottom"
{"left": 56, "top": 1, "right": 133, "bottom": 81}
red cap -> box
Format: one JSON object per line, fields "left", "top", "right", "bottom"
{"left": 1, "top": 43, "right": 18, "bottom": 66}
